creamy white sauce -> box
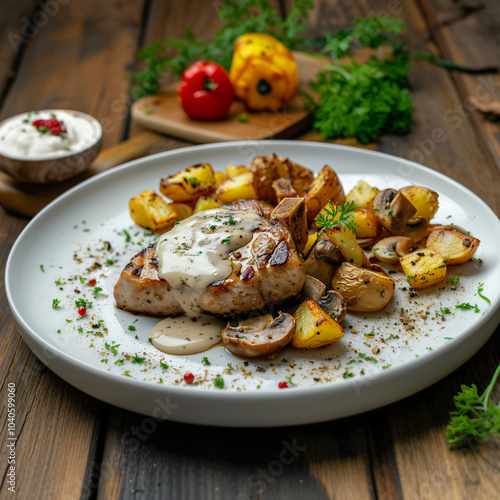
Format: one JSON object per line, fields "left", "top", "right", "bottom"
{"left": 151, "top": 208, "right": 262, "bottom": 355}
{"left": 149, "top": 315, "right": 226, "bottom": 355}
{"left": 155, "top": 208, "right": 262, "bottom": 317}
{"left": 0, "top": 110, "right": 100, "bottom": 159}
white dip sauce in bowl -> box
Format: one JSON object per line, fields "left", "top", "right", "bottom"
{"left": 0, "top": 109, "right": 102, "bottom": 183}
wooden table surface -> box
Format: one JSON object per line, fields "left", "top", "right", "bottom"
{"left": 1, "top": 1, "right": 499, "bottom": 499}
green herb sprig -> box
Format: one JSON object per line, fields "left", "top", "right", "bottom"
{"left": 446, "top": 364, "right": 500, "bottom": 448}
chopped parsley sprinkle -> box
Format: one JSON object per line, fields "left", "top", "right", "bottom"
{"left": 285, "top": 374, "right": 296, "bottom": 386}
{"left": 455, "top": 302, "right": 480, "bottom": 313}
{"left": 476, "top": 283, "right": 491, "bottom": 305}
{"left": 131, "top": 355, "right": 145, "bottom": 364}
{"left": 343, "top": 371, "right": 354, "bottom": 379}
{"left": 382, "top": 365, "right": 391, "bottom": 370}
{"left": 226, "top": 363, "right": 234, "bottom": 372}
{"left": 222, "top": 236, "right": 231, "bottom": 244}
{"left": 359, "top": 353, "right": 378, "bottom": 363}
{"left": 214, "top": 375, "right": 224, "bottom": 388}
{"left": 228, "top": 215, "right": 236, "bottom": 225}
{"left": 75, "top": 298, "right": 93, "bottom": 309}
{"left": 281, "top": 358, "right": 288, "bottom": 363}
{"left": 160, "top": 361, "right": 169, "bottom": 370}
{"left": 407, "top": 275, "right": 416, "bottom": 280}
{"left": 364, "top": 329, "right": 375, "bottom": 337}
{"left": 123, "top": 371, "right": 132, "bottom": 377}
{"left": 114, "top": 359, "right": 125, "bottom": 366}
{"left": 40, "top": 265, "right": 45, "bottom": 272}
{"left": 388, "top": 209, "right": 393, "bottom": 217}
{"left": 105, "top": 259, "right": 115, "bottom": 266}
{"left": 52, "top": 299, "right": 61, "bottom": 309}
{"left": 101, "top": 359, "right": 108, "bottom": 364}
{"left": 128, "top": 325, "right": 136, "bottom": 332}
{"left": 450, "top": 276, "right": 460, "bottom": 285}
{"left": 92, "top": 287, "right": 104, "bottom": 298}
{"left": 105, "top": 342, "right": 120, "bottom": 356}
{"left": 201, "top": 357, "right": 211, "bottom": 366}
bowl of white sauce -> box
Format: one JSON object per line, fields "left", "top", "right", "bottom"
{"left": 0, "top": 109, "right": 102, "bottom": 183}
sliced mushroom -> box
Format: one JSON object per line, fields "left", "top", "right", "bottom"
{"left": 302, "top": 275, "right": 327, "bottom": 302}
{"left": 314, "top": 232, "right": 341, "bottom": 263}
{"left": 317, "top": 290, "right": 347, "bottom": 323}
{"left": 373, "top": 189, "right": 427, "bottom": 242}
{"left": 221, "top": 312, "right": 295, "bottom": 357}
{"left": 331, "top": 262, "right": 395, "bottom": 312}
{"left": 372, "top": 236, "right": 415, "bottom": 264}
{"left": 357, "top": 237, "right": 379, "bottom": 249}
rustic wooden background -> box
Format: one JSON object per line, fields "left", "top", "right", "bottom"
{"left": 0, "top": 1, "right": 499, "bottom": 499}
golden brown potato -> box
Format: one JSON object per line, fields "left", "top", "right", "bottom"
{"left": 346, "top": 180, "right": 379, "bottom": 210}
{"left": 426, "top": 229, "right": 480, "bottom": 265}
{"left": 399, "top": 186, "right": 439, "bottom": 221}
{"left": 331, "top": 262, "right": 395, "bottom": 311}
{"left": 214, "top": 171, "right": 228, "bottom": 187}
{"left": 193, "top": 196, "right": 224, "bottom": 214}
{"left": 325, "top": 226, "right": 365, "bottom": 267}
{"left": 216, "top": 171, "right": 258, "bottom": 203}
{"left": 226, "top": 165, "right": 249, "bottom": 177}
{"left": 160, "top": 163, "right": 216, "bottom": 202}
{"left": 168, "top": 202, "right": 193, "bottom": 221}
{"left": 400, "top": 248, "right": 447, "bottom": 289}
{"left": 274, "top": 155, "right": 314, "bottom": 195}
{"left": 352, "top": 208, "right": 380, "bottom": 238}
{"left": 271, "top": 177, "right": 298, "bottom": 203}
{"left": 292, "top": 298, "right": 344, "bottom": 348}
{"left": 303, "top": 165, "right": 345, "bottom": 223}
{"left": 129, "top": 190, "right": 178, "bottom": 233}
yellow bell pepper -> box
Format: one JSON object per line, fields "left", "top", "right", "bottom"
{"left": 229, "top": 33, "right": 299, "bottom": 111}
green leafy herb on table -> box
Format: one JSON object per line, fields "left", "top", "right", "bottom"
{"left": 309, "top": 15, "right": 412, "bottom": 144}
{"left": 446, "top": 364, "right": 500, "bottom": 448}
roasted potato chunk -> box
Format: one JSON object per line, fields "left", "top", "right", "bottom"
{"left": 400, "top": 248, "right": 447, "bottom": 289}
{"left": 292, "top": 298, "right": 344, "bottom": 348}
{"left": 426, "top": 229, "right": 480, "bottom": 265}
{"left": 129, "top": 190, "right": 178, "bottom": 233}
{"left": 216, "top": 171, "right": 258, "bottom": 203}
{"left": 325, "top": 226, "right": 365, "bottom": 267}
{"left": 214, "top": 171, "right": 228, "bottom": 187}
{"left": 352, "top": 208, "right": 380, "bottom": 238}
{"left": 331, "top": 262, "right": 395, "bottom": 311}
{"left": 226, "top": 165, "right": 249, "bottom": 177}
{"left": 160, "top": 163, "right": 216, "bottom": 202}
{"left": 346, "top": 180, "right": 379, "bottom": 210}
{"left": 399, "top": 186, "right": 439, "bottom": 221}
{"left": 168, "top": 202, "right": 192, "bottom": 221}
{"left": 193, "top": 196, "right": 224, "bottom": 214}
{"left": 304, "top": 165, "right": 345, "bottom": 223}
{"left": 274, "top": 156, "right": 313, "bottom": 195}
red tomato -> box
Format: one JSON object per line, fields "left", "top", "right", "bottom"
{"left": 278, "top": 381, "right": 288, "bottom": 389}
{"left": 184, "top": 372, "right": 195, "bottom": 384}
{"left": 177, "top": 61, "right": 234, "bottom": 121}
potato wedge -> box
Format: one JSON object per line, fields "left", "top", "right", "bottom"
{"left": 400, "top": 248, "right": 447, "bottom": 289}
{"left": 292, "top": 298, "right": 344, "bottom": 349}
{"left": 270, "top": 197, "right": 308, "bottom": 254}
{"left": 226, "top": 165, "right": 249, "bottom": 177}
{"left": 193, "top": 195, "right": 224, "bottom": 214}
{"left": 426, "top": 229, "right": 480, "bottom": 265}
{"left": 216, "top": 171, "right": 258, "bottom": 203}
{"left": 214, "top": 171, "right": 228, "bottom": 187}
{"left": 352, "top": 208, "right": 380, "bottom": 238}
{"left": 346, "top": 180, "right": 379, "bottom": 210}
{"left": 168, "top": 202, "right": 192, "bottom": 221}
{"left": 304, "top": 165, "right": 346, "bottom": 223}
{"left": 399, "top": 185, "right": 439, "bottom": 221}
{"left": 274, "top": 156, "right": 314, "bottom": 195}
{"left": 160, "top": 163, "right": 216, "bottom": 202}
{"left": 249, "top": 154, "right": 279, "bottom": 202}
{"left": 331, "top": 262, "right": 395, "bottom": 311}
{"left": 129, "top": 190, "right": 178, "bottom": 233}
{"left": 325, "top": 226, "right": 365, "bottom": 267}
{"left": 272, "top": 177, "right": 298, "bottom": 203}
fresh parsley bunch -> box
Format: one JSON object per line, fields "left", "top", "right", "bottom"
{"left": 310, "top": 15, "right": 413, "bottom": 144}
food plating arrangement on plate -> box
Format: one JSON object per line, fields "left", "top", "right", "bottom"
{"left": 6, "top": 142, "right": 500, "bottom": 425}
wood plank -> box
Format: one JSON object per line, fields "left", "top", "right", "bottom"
{"left": 417, "top": 0, "right": 500, "bottom": 172}
{"left": 0, "top": 0, "right": 38, "bottom": 102}
{"left": 0, "top": 0, "right": 146, "bottom": 149}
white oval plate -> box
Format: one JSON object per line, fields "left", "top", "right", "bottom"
{"left": 6, "top": 141, "right": 500, "bottom": 427}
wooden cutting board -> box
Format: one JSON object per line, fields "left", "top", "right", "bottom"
{"left": 131, "top": 52, "right": 327, "bottom": 143}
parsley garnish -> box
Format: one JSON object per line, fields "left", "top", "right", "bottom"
{"left": 92, "top": 287, "right": 104, "bottom": 298}
{"left": 343, "top": 371, "right": 354, "bottom": 379}
{"left": 40, "top": 264, "right": 45, "bottom": 272}
{"left": 105, "top": 342, "right": 120, "bottom": 356}
{"left": 114, "top": 359, "right": 125, "bottom": 366}
{"left": 201, "top": 356, "right": 211, "bottom": 366}
{"left": 476, "top": 283, "right": 491, "bottom": 305}
{"left": 455, "top": 303, "right": 480, "bottom": 313}
{"left": 450, "top": 276, "right": 460, "bottom": 285}
{"left": 285, "top": 373, "right": 296, "bottom": 386}
{"left": 75, "top": 298, "right": 93, "bottom": 309}
{"left": 131, "top": 355, "right": 145, "bottom": 364}
{"left": 160, "top": 361, "right": 169, "bottom": 370}
{"left": 228, "top": 215, "right": 236, "bottom": 225}
{"left": 128, "top": 325, "right": 136, "bottom": 332}
{"left": 446, "top": 364, "right": 500, "bottom": 448}
{"left": 214, "top": 375, "right": 224, "bottom": 388}
{"left": 52, "top": 298, "right": 61, "bottom": 309}
{"left": 359, "top": 353, "right": 378, "bottom": 363}
{"left": 222, "top": 236, "right": 231, "bottom": 244}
